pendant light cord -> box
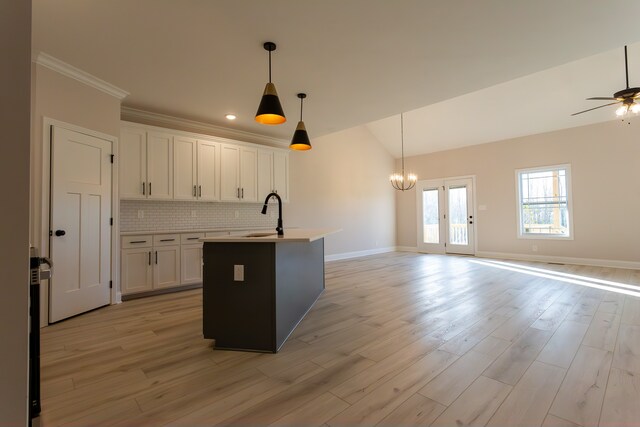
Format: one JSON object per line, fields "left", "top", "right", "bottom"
{"left": 300, "top": 97, "right": 304, "bottom": 120}
{"left": 401, "top": 113, "right": 405, "bottom": 176}
{"left": 268, "top": 49, "right": 272, "bottom": 83}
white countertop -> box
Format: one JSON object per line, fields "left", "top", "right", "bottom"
{"left": 120, "top": 227, "right": 272, "bottom": 236}
{"left": 201, "top": 228, "right": 341, "bottom": 243}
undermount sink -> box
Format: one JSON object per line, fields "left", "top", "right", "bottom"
{"left": 243, "top": 232, "right": 277, "bottom": 238}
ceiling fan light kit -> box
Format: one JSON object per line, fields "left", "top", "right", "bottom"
{"left": 255, "top": 42, "right": 287, "bottom": 125}
{"left": 573, "top": 45, "right": 640, "bottom": 120}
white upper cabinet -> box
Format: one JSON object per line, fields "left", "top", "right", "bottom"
{"left": 197, "top": 141, "right": 219, "bottom": 201}
{"left": 174, "top": 137, "right": 219, "bottom": 201}
{"left": 119, "top": 122, "right": 286, "bottom": 203}
{"left": 272, "top": 151, "right": 289, "bottom": 202}
{"left": 258, "top": 149, "right": 289, "bottom": 202}
{"left": 239, "top": 147, "right": 258, "bottom": 202}
{"left": 220, "top": 143, "right": 241, "bottom": 201}
{"left": 146, "top": 132, "right": 173, "bottom": 199}
{"left": 120, "top": 128, "right": 147, "bottom": 199}
{"left": 257, "top": 150, "right": 273, "bottom": 202}
{"left": 220, "top": 144, "right": 258, "bottom": 202}
{"left": 173, "top": 136, "right": 197, "bottom": 200}
{"left": 119, "top": 128, "right": 173, "bottom": 200}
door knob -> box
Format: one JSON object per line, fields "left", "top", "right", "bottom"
{"left": 55, "top": 230, "right": 66, "bottom": 237}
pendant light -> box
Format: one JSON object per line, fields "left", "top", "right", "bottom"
{"left": 290, "top": 93, "right": 312, "bottom": 150}
{"left": 390, "top": 113, "right": 417, "bottom": 191}
{"left": 255, "top": 42, "right": 286, "bottom": 125}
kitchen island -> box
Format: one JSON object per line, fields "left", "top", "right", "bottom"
{"left": 201, "top": 228, "right": 339, "bottom": 352}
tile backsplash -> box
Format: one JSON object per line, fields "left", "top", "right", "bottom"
{"left": 120, "top": 200, "right": 277, "bottom": 232}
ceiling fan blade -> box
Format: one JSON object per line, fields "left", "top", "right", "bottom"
{"left": 586, "top": 97, "right": 617, "bottom": 101}
{"left": 571, "top": 101, "right": 621, "bottom": 116}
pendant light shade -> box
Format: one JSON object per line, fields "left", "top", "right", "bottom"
{"left": 290, "top": 93, "right": 312, "bottom": 151}
{"left": 390, "top": 113, "right": 417, "bottom": 191}
{"left": 255, "top": 42, "right": 286, "bottom": 125}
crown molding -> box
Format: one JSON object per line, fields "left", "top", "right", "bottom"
{"left": 120, "top": 107, "right": 289, "bottom": 147}
{"left": 33, "top": 52, "right": 129, "bottom": 100}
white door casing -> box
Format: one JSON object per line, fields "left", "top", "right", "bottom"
{"left": 50, "top": 127, "right": 112, "bottom": 322}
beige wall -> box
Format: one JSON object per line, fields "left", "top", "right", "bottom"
{"left": 0, "top": 0, "right": 31, "bottom": 423}
{"left": 397, "top": 119, "right": 640, "bottom": 264}
{"left": 31, "top": 64, "right": 122, "bottom": 325}
{"left": 285, "top": 126, "right": 397, "bottom": 256}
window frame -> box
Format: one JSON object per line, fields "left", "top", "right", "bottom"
{"left": 515, "top": 164, "right": 574, "bottom": 240}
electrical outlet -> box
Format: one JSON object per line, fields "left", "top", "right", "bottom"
{"left": 137, "top": 210, "right": 144, "bottom": 219}
{"left": 233, "top": 265, "right": 244, "bottom": 281}
{"left": 191, "top": 210, "right": 197, "bottom": 218}
{"left": 234, "top": 210, "right": 239, "bottom": 219}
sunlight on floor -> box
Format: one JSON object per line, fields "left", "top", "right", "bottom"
{"left": 471, "top": 259, "right": 640, "bottom": 298}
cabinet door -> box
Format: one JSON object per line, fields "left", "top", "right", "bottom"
{"left": 239, "top": 146, "right": 258, "bottom": 202}
{"left": 257, "top": 150, "right": 273, "bottom": 201}
{"left": 273, "top": 151, "right": 289, "bottom": 202}
{"left": 220, "top": 144, "right": 240, "bottom": 201}
{"left": 121, "top": 248, "right": 152, "bottom": 294}
{"left": 119, "top": 128, "right": 147, "bottom": 199}
{"left": 181, "top": 244, "right": 203, "bottom": 285}
{"left": 197, "top": 141, "right": 218, "bottom": 201}
{"left": 153, "top": 245, "right": 181, "bottom": 289}
{"left": 173, "top": 136, "right": 197, "bottom": 200}
{"left": 147, "top": 132, "right": 173, "bottom": 199}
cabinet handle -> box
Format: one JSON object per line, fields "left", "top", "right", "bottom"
{"left": 155, "top": 251, "right": 158, "bottom": 264}
{"left": 241, "top": 188, "right": 244, "bottom": 199}
{"left": 236, "top": 188, "right": 240, "bottom": 198}
{"left": 199, "top": 185, "right": 202, "bottom": 197}
{"left": 159, "top": 238, "right": 175, "bottom": 242}
{"left": 130, "top": 240, "right": 148, "bottom": 244}
{"left": 193, "top": 185, "right": 197, "bottom": 197}
{"left": 148, "top": 251, "right": 151, "bottom": 265}
{"left": 187, "top": 237, "right": 200, "bottom": 240}
{"left": 149, "top": 182, "right": 152, "bottom": 196}
{"left": 142, "top": 182, "right": 146, "bottom": 195}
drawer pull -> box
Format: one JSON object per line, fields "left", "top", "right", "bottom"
{"left": 130, "top": 240, "right": 148, "bottom": 244}
{"left": 159, "top": 238, "right": 175, "bottom": 242}
{"left": 187, "top": 237, "right": 200, "bottom": 240}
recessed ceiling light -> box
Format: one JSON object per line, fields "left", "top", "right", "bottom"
{"left": 225, "top": 114, "right": 237, "bottom": 120}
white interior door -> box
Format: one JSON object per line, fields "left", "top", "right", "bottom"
{"left": 50, "top": 126, "right": 112, "bottom": 322}
{"left": 417, "top": 177, "right": 475, "bottom": 255}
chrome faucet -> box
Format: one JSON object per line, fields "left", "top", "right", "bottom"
{"left": 261, "top": 192, "right": 283, "bottom": 236}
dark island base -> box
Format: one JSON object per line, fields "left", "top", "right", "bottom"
{"left": 203, "top": 238, "right": 325, "bottom": 352}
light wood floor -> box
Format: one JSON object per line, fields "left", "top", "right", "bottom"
{"left": 40, "top": 253, "right": 640, "bottom": 426}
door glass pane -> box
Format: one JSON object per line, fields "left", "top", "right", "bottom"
{"left": 422, "top": 189, "right": 439, "bottom": 243}
{"left": 448, "top": 186, "right": 468, "bottom": 245}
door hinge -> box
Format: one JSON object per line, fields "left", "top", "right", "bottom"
{"left": 49, "top": 230, "right": 52, "bottom": 237}
{"left": 110, "top": 154, "right": 114, "bottom": 163}
{"left": 444, "top": 243, "right": 447, "bottom": 247}
{"left": 110, "top": 218, "right": 113, "bottom": 226}
{"left": 109, "top": 280, "right": 112, "bottom": 289}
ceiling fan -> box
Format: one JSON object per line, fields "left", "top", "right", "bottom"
{"left": 572, "top": 45, "right": 640, "bottom": 117}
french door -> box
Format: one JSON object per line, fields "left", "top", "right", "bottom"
{"left": 416, "top": 177, "right": 475, "bottom": 255}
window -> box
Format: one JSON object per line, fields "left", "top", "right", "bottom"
{"left": 516, "top": 164, "right": 573, "bottom": 239}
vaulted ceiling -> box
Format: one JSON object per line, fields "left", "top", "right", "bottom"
{"left": 33, "top": 0, "right": 640, "bottom": 157}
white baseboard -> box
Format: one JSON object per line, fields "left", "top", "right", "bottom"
{"left": 325, "top": 246, "right": 397, "bottom": 262}
{"left": 396, "top": 246, "right": 418, "bottom": 253}
{"left": 476, "top": 251, "right": 640, "bottom": 270}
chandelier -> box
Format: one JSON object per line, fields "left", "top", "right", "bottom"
{"left": 390, "top": 113, "right": 417, "bottom": 191}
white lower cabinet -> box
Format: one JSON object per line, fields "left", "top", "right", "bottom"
{"left": 181, "top": 233, "right": 204, "bottom": 285}
{"left": 121, "top": 234, "right": 181, "bottom": 296}
{"left": 121, "top": 247, "right": 153, "bottom": 294}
